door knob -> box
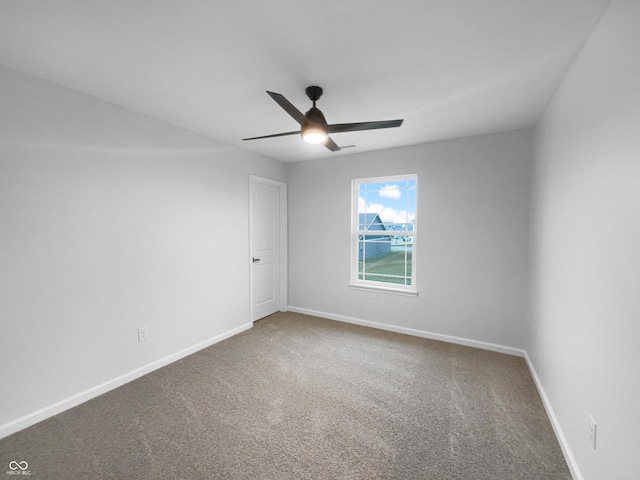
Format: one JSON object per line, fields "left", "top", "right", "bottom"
{"left": 252, "top": 257, "right": 260, "bottom": 263}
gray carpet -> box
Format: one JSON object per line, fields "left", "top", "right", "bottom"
{"left": 0, "top": 312, "right": 571, "bottom": 479}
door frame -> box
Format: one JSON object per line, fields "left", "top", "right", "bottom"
{"left": 249, "top": 175, "right": 288, "bottom": 321}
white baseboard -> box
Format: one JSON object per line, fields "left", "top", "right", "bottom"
{"left": 2, "top": 310, "right": 581, "bottom": 480}
{"left": 287, "top": 306, "right": 526, "bottom": 357}
{"left": 0, "top": 322, "right": 252, "bottom": 440}
{"left": 523, "top": 352, "right": 583, "bottom": 480}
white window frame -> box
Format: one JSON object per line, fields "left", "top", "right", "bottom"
{"left": 349, "top": 174, "right": 418, "bottom": 297}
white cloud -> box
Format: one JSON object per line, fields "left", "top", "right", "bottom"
{"left": 378, "top": 184, "right": 401, "bottom": 200}
{"left": 379, "top": 207, "right": 412, "bottom": 224}
{"left": 359, "top": 196, "right": 383, "bottom": 215}
{"left": 359, "top": 196, "right": 414, "bottom": 224}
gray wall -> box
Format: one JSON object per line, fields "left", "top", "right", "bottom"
{"left": 527, "top": 0, "right": 640, "bottom": 478}
{"left": 288, "top": 129, "right": 533, "bottom": 350}
{"left": 0, "top": 65, "right": 286, "bottom": 432}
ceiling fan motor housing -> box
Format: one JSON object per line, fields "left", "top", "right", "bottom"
{"left": 305, "top": 106, "right": 327, "bottom": 125}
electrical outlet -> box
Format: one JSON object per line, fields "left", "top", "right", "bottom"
{"left": 588, "top": 415, "right": 597, "bottom": 450}
{"left": 371, "top": 294, "right": 377, "bottom": 304}
{"left": 138, "top": 326, "right": 150, "bottom": 342}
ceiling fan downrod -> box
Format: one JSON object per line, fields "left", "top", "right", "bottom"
{"left": 305, "top": 85, "right": 323, "bottom": 108}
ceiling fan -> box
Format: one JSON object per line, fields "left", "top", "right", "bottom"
{"left": 242, "top": 86, "right": 404, "bottom": 152}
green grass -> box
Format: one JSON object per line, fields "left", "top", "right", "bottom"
{"left": 359, "top": 251, "right": 412, "bottom": 285}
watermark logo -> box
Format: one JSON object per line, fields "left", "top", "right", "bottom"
{"left": 5, "top": 461, "right": 31, "bottom": 476}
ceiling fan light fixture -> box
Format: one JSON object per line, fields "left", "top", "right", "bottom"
{"left": 301, "top": 123, "right": 328, "bottom": 144}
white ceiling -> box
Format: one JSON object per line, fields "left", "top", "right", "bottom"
{"left": 0, "top": 0, "right": 611, "bottom": 162}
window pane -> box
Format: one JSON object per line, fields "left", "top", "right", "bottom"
{"left": 358, "top": 235, "right": 412, "bottom": 285}
{"left": 354, "top": 175, "right": 416, "bottom": 288}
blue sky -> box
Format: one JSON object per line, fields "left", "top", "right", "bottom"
{"left": 358, "top": 179, "right": 416, "bottom": 227}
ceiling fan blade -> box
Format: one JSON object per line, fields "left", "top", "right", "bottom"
{"left": 324, "top": 136, "right": 341, "bottom": 152}
{"left": 326, "top": 119, "right": 404, "bottom": 134}
{"left": 242, "top": 130, "right": 300, "bottom": 141}
{"left": 266, "top": 91, "right": 307, "bottom": 125}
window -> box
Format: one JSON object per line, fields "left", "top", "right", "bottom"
{"left": 350, "top": 175, "right": 417, "bottom": 295}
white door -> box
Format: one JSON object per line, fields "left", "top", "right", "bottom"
{"left": 250, "top": 177, "right": 286, "bottom": 321}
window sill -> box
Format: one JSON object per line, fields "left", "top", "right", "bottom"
{"left": 348, "top": 283, "right": 418, "bottom": 297}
